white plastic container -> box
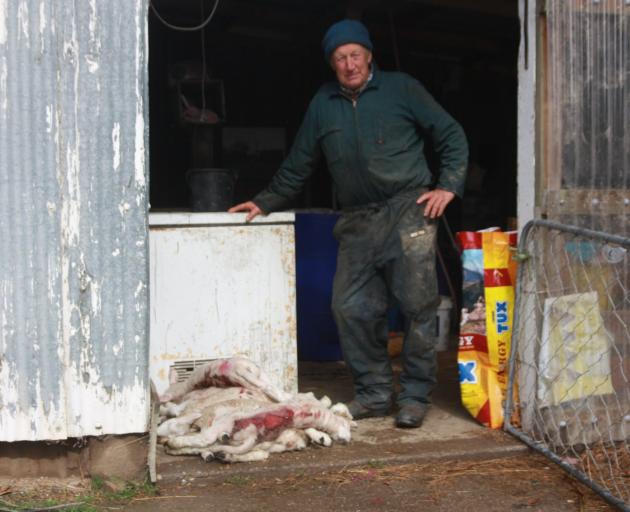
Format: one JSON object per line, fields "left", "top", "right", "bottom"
{"left": 435, "top": 296, "right": 453, "bottom": 351}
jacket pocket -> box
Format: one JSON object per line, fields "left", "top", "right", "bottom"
{"left": 319, "top": 126, "right": 343, "bottom": 165}
{"left": 399, "top": 214, "right": 436, "bottom": 256}
{"left": 373, "top": 119, "right": 411, "bottom": 154}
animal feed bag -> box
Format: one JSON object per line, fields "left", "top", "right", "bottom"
{"left": 457, "top": 229, "right": 518, "bottom": 428}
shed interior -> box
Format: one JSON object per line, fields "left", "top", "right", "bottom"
{"left": 147, "top": 0, "right": 520, "bottom": 360}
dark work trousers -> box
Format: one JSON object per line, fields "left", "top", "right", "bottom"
{"left": 331, "top": 188, "right": 439, "bottom": 410}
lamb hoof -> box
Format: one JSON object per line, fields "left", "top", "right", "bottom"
{"left": 203, "top": 452, "right": 215, "bottom": 462}
{"left": 214, "top": 451, "right": 229, "bottom": 464}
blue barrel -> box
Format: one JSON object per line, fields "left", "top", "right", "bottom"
{"left": 295, "top": 212, "right": 343, "bottom": 361}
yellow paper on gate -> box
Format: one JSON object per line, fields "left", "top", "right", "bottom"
{"left": 538, "top": 292, "right": 614, "bottom": 406}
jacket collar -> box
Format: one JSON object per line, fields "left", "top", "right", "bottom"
{"left": 327, "top": 63, "right": 381, "bottom": 98}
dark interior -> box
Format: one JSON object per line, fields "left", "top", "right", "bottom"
{"left": 148, "top": 0, "right": 519, "bottom": 228}
{"left": 147, "top": 0, "right": 520, "bottom": 350}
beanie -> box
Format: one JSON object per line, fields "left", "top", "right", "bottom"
{"left": 321, "top": 20, "right": 373, "bottom": 61}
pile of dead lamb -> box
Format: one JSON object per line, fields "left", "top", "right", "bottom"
{"left": 157, "top": 357, "right": 355, "bottom": 463}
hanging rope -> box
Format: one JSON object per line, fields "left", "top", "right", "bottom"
{"left": 149, "top": 0, "right": 220, "bottom": 32}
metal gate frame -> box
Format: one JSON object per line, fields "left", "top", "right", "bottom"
{"left": 505, "top": 219, "right": 630, "bottom": 512}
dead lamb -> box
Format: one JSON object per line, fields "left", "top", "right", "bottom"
{"left": 164, "top": 400, "right": 352, "bottom": 462}
{"left": 158, "top": 357, "right": 353, "bottom": 463}
{"left": 160, "top": 357, "right": 293, "bottom": 404}
{"left": 157, "top": 386, "right": 271, "bottom": 437}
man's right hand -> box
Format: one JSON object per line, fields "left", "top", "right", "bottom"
{"left": 228, "top": 201, "right": 263, "bottom": 222}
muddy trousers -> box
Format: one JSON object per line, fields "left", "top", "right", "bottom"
{"left": 331, "top": 190, "right": 439, "bottom": 410}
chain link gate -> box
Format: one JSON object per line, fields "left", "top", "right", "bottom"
{"left": 504, "top": 220, "right": 630, "bottom": 511}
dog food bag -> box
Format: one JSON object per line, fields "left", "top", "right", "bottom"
{"left": 457, "top": 229, "right": 517, "bottom": 428}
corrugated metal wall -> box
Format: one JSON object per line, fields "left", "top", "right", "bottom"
{"left": 0, "top": 0, "right": 150, "bottom": 441}
{"left": 543, "top": 0, "right": 629, "bottom": 232}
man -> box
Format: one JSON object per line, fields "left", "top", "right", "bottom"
{"left": 229, "top": 20, "right": 468, "bottom": 428}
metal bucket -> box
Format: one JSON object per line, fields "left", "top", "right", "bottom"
{"left": 186, "top": 168, "right": 237, "bottom": 212}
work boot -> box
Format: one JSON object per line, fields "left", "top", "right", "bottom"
{"left": 395, "top": 403, "right": 428, "bottom": 428}
{"left": 346, "top": 400, "right": 390, "bottom": 420}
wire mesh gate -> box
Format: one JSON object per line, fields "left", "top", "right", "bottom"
{"left": 505, "top": 219, "right": 630, "bottom": 511}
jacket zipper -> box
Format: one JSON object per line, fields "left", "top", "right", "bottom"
{"left": 338, "top": 91, "right": 371, "bottom": 204}
{"left": 351, "top": 96, "right": 372, "bottom": 202}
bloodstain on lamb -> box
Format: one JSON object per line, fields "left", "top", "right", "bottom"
{"left": 233, "top": 407, "right": 295, "bottom": 437}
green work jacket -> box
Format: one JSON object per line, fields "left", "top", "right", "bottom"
{"left": 253, "top": 67, "right": 468, "bottom": 212}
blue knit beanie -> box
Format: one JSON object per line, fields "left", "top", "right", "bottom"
{"left": 322, "top": 20, "right": 373, "bottom": 61}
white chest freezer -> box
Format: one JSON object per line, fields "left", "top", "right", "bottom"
{"left": 149, "top": 212, "right": 297, "bottom": 395}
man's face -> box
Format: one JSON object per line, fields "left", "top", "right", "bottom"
{"left": 331, "top": 43, "right": 372, "bottom": 91}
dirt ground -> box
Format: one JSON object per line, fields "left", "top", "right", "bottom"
{"left": 0, "top": 453, "right": 616, "bottom": 511}
{"left": 127, "top": 454, "right": 617, "bottom": 512}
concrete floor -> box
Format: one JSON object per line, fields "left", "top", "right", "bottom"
{"left": 154, "top": 350, "right": 527, "bottom": 484}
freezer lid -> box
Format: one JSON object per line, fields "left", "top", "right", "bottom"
{"left": 149, "top": 211, "right": 295, "bottom": 227}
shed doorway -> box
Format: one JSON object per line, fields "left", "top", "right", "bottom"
{"left": 146, "top": 0, "right": 519, "bottom": 400}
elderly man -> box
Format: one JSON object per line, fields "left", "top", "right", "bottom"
{"left": 230, "top": 20, "right": 468, "bottom": 428}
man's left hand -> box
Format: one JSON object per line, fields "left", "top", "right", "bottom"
{"left": 416, "top": 189, "right": 455, "bottom": 219}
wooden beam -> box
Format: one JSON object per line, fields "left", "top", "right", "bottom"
{"left": 544, "top": 190, "right": 630, "bottom": 217}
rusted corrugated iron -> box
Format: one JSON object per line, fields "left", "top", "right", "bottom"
{"left": 0, "top": 0, "right": 150, "bottom": 441}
